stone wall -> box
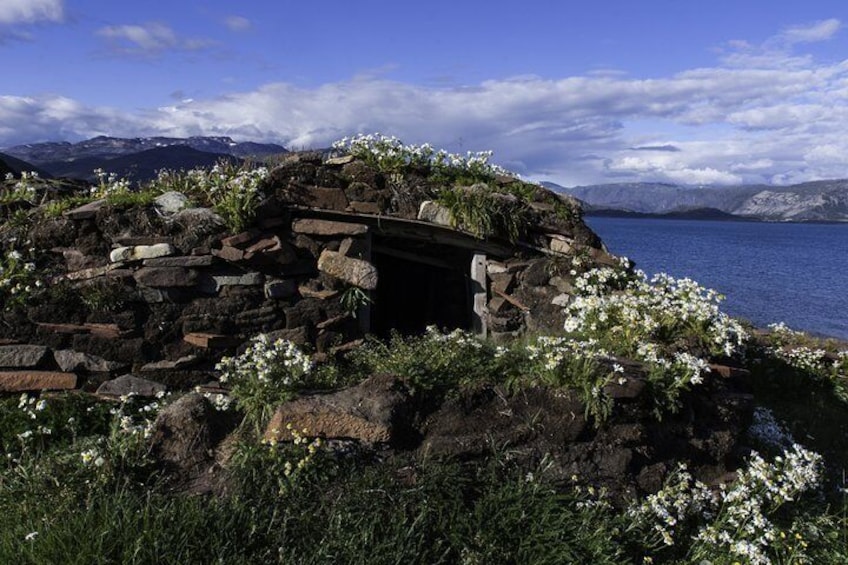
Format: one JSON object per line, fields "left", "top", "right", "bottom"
{"left": 0, "top": 151, "right": 618, "bottom": 394}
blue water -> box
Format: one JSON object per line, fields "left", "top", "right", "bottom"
{"left": 584, "top": 216, "right": 848, "bottom": 340}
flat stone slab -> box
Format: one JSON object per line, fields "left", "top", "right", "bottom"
{"left": 96, "top": 375, "right": 166, "bottom": 398}
{"left": 292, "top": 218, "right": 368, "bottom": 236}
{"left": 325, "top": 155, "right": 354, "bottom": 165}
{"left": 140, "top": 355, "right": 198, "bottom": 372}
{"left": 63, "top": 199, "right": 106, "bottom": 220}
{"left": 142, "top": 255, "right": 214, "bottom": 268}
{"left": 0, "top": 344, "right": 49, "bottom": 368}
{"left": 53, "top": 350, "right": 128, "bottom": 373}
{"left": 212, "top": 246, "right": 245, "bottom": 262}
{"left": 221, "top": 230, "right": 260, "bottom": 248}
{"left": 63, "top": 264, "right": 121, "bottom": 281}
{"left": 317, "top": 250, "right": 378, "bottom": 290}
{"left": 184, "top": 333, "right": 242, "bottom": 349}
{"left": 211, "top": 272, "right": 265, "bottom": 287}
{"left": 134, "top": 267, "right": 199, "bottom": 287}
{"left": 0, "top": 371, "right": 77, "bottom": 392}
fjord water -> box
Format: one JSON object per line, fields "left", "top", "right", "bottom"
{"left": 584, "top": 216, "right": 848, "bottom": 340}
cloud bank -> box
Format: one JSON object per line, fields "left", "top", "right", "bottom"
{"left": 0, "top": 0, "right": 63, "bottom": 25}
{"left": 2, "top": 18, "right": 848, "bottom": 186}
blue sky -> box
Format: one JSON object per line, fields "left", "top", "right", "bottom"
{"left": 2, "top": 0, "right": 848, "bottom": 186}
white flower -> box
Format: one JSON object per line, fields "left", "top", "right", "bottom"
{"left": 24, "top": 531, "right": 38, "bottom": 541}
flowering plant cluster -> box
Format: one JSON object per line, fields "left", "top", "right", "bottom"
{"left": 762, "top": 322, "right": 848, "bottom": 403}
{"left": 1, "top": 171, "right": 40, "bottom": 204}
{"left": 216, "top": 335, "right": 312, "bottom": 430}
{"left": 525, "top": 336, "right": 619, "bottom": 421}
{"left": 560, "top": 265, "right": 748, "bottom": 415}
{"left": 630, "top": 444, "right": 823, "bottom": 564}
{"left": 332, "top": 133, "right": 513, "bottom": 180}
{"left": 156, "top": 160, "right": 268, "bottom": 233}
{"left": 91, "top": 168, "right": 132, "bottom": 198}
{"left": 565, "top": 268, "right": 747, "bottom": 358}
{"left": 0, "top": 245, "right": 43, "bottom": 311}
{"left": 349, "top": 326, "right": 500, "bottom": 392}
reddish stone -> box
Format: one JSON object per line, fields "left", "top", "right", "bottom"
{"left": 0, "top": 371, "right": 77, "bottom": 392}
{"left": 212, "top": 246, "right": 244, "bottom": 262}
{"left": 183, "top": 333, "right": 242, "bottom": 349}
{"left": 221, "top": 230, "right": 260, "bottom": 248}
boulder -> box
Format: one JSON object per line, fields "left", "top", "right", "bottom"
{"left": 154, "top": 191, "right": 190, "bottom": 215}
{"left": 148, "top": 393, "right": 236, "bottom": 490}
{"left": 417, "top": 201, "right": 453, "bottom": 226}
{"left": 264, "top": 374, "right": 414, "bottom": 445}
{"left": 317, "top": 250, "right": 378, "bottom": 290}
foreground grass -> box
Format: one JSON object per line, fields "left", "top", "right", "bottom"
{"left": 1, "top": 451, "right": 629, "bottom": 564}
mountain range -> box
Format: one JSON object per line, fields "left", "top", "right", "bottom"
{"left": 0, "top": 136, "right": 286, "bottom": 183}
{"left": 546, "top": 180, "right": 848, "bottom": 223}
{"left": 3, "top": 135, "right": 848, "bottom": 222}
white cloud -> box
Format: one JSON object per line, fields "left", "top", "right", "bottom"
{"left": 5, "top": 18, "right": 848, "bottom": 187}
{"left": 0, "top": 0, "right": 63, "bottom": 25}
{"left": 97, "top": 22, "right": 214, "bottom": 55}
{"left": 779, "top": 18, "right": 841, "bottom": 44}
{"left": 224, "top": 15, "right": 251, "bottom": 32}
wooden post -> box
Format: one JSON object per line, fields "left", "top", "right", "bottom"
{"left": 470, "top": 252, "right": 487, "bottom": 337}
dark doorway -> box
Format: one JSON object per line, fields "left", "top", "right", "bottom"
{"left": 371, "top": 244, "right": 471, "bottom": 337}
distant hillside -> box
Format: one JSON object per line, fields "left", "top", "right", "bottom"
{"left": 544, "top": 180, "right": 848, "bottom": 222}
{"left": 43, "top": 146, "right": 242, "bottom": 184}
{"left": 0, "top": 152, "right": 51, "bottom": 179}
{"left": 2, "top": 135, "right": 286, "bottom": 166}
{"left": 0, "top": 156, "right": 12, "bottom": 178}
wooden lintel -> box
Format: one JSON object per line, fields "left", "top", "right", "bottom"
{"left": 371, "top": 244, "right": 455, "bottom": 270}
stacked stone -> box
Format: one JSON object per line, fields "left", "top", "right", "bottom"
{"left": 0, "top": 151, "right": 617, "bottom": 393}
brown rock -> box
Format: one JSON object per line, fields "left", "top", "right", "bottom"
{"left": 489, "top": 272, "right": 515, "bottom": 295}
{"left": 264, "top": 374, "right": 413, "bottom": 445}
{"left": 221, "top": 230, "right": 260, "bottom": 248}
{"left": 420, "top": 386, "right": 586, "bottom": 459}
{"left": 212, "top": 246, "right": 245, "bottom": 262}
{"left": 244, "top": 236, "right": 280, "bottom": 255}
{"left": 148, "top": 393, "right": 236, "bottom": 490}
{"left": 317, "top": 250, "right": 378, "bottom": 290}
{"left": 297, "top": 285, "right": 339, "bottom": 300}
{"left": 292, "top": 218, "right": 368, "bottom": 236}
{"left": 183, "top": 333, "right": 242, "bottom": 349}
{"left": 62, "top": 264, "right": 121, "bottom": 281}
{"left": 0, "top": 371, "right": 77, "bottom": 392}
{"left": 294, "top": 186, "right": 349, "bottom": 210}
